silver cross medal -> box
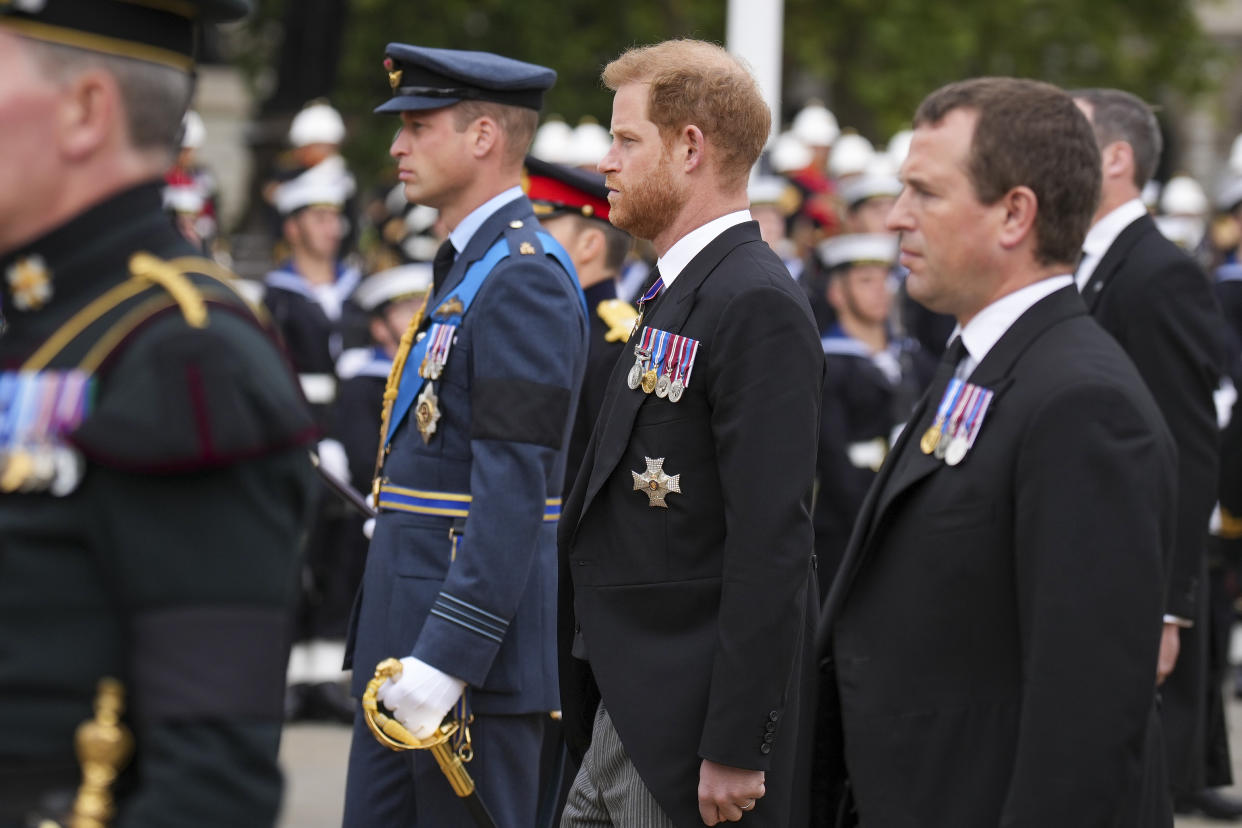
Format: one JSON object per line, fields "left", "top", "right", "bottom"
{"left": 632, "top": 456, "right": 680, "bottom": 508}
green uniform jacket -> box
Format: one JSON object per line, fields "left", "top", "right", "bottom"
{"left": 0, "top": 182, "right": 316, "bottom": 827}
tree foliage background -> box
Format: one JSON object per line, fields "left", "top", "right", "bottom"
{"left": 232, "top": 0, "right": 1228, "bottom": 192}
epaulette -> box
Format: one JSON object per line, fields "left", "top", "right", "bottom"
{"left": 501, "top": 218, "right": 546, "bottom": 259}
{"left": 28, "top": 252, "right": 314, "bottom": 475}
{"left": 597, "top": 298, "right": 640, "bottom": 343}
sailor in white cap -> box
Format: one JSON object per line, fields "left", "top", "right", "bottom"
{"left": 813, "top": 232, "right": 936, "bottom": 587}
{"left": 840, "top": 159, "right": 902, "bottom": 234}
{"left": 266, "top": 99, "right": 359, "bottom": 254}
{"left": 1156, "top": 174, "right": 1209, "bottom": 254}
{"left": 163, "top": 109, "right": 219, "bottom": 250}
{"left": 266, "top": 162, "right": 366, "bottom": 416}
{"left": 786, "top": 100, "right": 846, "bottom": 254}
{"left": 749, "top": 174, "right": 804, "bottom": 279}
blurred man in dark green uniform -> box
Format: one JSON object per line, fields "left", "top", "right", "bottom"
{"left": 0, "top": 2, "right": 317, "bottom": 826}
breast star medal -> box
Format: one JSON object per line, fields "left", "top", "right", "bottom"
{"left": 632, "top": 456, "right": 681, "bottom": 508}
{"left": 6, "top": 254, "right": 51, "bottom": 312}
{"left": 414, "top": 383, "right": 441, "bottom": 444}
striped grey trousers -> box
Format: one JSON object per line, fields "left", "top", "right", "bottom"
{"left": 560, "top": 702, "right": 678, "bottom": 827}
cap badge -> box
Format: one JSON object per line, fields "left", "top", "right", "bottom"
{"left": 383, "top": 57, "right": 403, "bottom": 91}
{"left": 6, "top": 254, "right": 51, "bottom": 312}
{"left": 519, "top": 242, "right": 536, "bottom": 255}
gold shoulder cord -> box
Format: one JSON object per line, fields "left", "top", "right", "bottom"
{"left": 165, "top": 255, "right": 273, "bottom": 325}
{"left": 69, "top": 677, "right": 134, "bottom": 828}
{"left": 21, "top": 253, "right": 210, "bottom": 373}
{"left": 371, "top": 291, "right": 433, "bottom": 497}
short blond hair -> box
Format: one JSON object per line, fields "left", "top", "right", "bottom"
{"left": 602, "top": 39, "right": 770, "bottom": 188}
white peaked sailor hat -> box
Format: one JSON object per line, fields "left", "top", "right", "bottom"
{"left": 354, "top": 263, "right": 433, "bottom": 313}
{"left": 817, "top": 233, "right": 899, "bottom": 271}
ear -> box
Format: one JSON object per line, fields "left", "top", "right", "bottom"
{"left": 57, "top": 69, "right": 118, "bottom": 162}
{"left": 1100, "top": 140, "right": 1133, "bottom": 184}
{"left": 679, "top": 125, "right": 705, "bottom": 174}
{"left": 996, "top": 185, "right": 1038, "bottom": 251}
{"left": 469, "top": 115, "right": 500, "bottom": 160}
{"left": 575, "top": 224, "right": 606, "bottom": 266}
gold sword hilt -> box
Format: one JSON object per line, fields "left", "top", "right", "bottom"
{"left": 361, "top": 658, "right": 477, "bottom": 797}
{"left": 69, "top": 677, "right": 134, "bottom": 828}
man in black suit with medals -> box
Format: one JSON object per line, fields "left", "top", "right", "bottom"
{"left": 817, "top": 78, "right": 1176, "bottom": 828}
{"left": 558, "top": 39, "right": 823, "bottom": 828}
{"left": 1070, "top": 88, "right": 1232, "bottom": 820}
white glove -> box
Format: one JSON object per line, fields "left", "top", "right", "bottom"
{"left": 376, "top": 656, "right": 466, "bottom": 739}
{"left": 316, "top": 438, "right": 351, "bottom": 485}
{"left": 363, "top": 493, "right": 376, "bottom": 539}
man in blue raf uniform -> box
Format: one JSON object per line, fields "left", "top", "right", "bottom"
{"left": 0, "top": 2, "right": 317, "bottom": 826}
{"left": 342, "top": 45, "right": 588, "bottom": 827}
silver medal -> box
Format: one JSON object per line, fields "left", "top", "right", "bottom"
{"left": 627, "top": 347, "right": 651, "bottom": 390}
{"left": 655, "top": 373, "right": 671, "bottom": 398}
{"left": 944, "top": 435, "right": 969, "bottom": 466}
{"left": 668, "top": 378, "right": 685, "bottom": 403}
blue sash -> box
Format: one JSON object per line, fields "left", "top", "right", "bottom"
{"left": 385, "top": 231, "right": 585, "bottom": 446}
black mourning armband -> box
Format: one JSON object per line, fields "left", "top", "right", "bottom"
{"left": 471, "top": 378, "right": 571, "bottom": 447}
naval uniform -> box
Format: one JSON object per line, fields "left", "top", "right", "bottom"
{"left": 0, "top": 181, "right": 316, "bottom": 827}
{"left": 815, "top": 326, "right": 934, "bottom": 585}
{"left": 342, "top": 191, "right": 587, "bottom": 827}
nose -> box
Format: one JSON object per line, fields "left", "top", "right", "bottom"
{"left": 390, "top": 125, "right": 407, "bottom": 159}
{"left": 886, "top": 187, "right": 912, "bottom": 233}
{"left": 598, "top": 142, "right": 619, "bottom": 175}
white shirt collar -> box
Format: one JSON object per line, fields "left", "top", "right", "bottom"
{"left": 955, "top": 275, "right": 1074, "bottom": 375}
{"left": 655, "top": 210, "right": 752, "bottom": 289}
{"left": 1076, "top": 198, "right": 1147, "bottom": 289}
{"left": 448, "top": 186, "right": 525, "bottom": 255}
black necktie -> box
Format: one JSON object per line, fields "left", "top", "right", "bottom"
{"left": 432, "top": 239, "right": 456, "bottom": 295}
{"left": 924, "top": 335, "right": 967, "bottom": 416}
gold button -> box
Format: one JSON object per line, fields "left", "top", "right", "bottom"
{"left": 509, "top": 220, "right": 524, "bottom": 228}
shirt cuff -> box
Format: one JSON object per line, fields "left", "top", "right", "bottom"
{"left": 1163, "top": 614, "right": 1194, "bottom": 628}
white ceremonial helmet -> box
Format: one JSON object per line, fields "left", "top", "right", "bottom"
{"left": 569, "top": 117, "right": 612, "bottom": 168}
{"left": 1160, "top": 175, "right": 1209, "bottom": 217}
{"left": 829, "top": 133, "right": 876, "bottom": 179}
{"left": 791, "top": 101, "right": 840, "bottom": 148}
{"left": 531, "top": 117, "right": 576, "bottom": 164}
{"left": 886, "top": 129, "right": 913, "bottom": 169}
{"left": 289, "top": 101, "right": 346, "bottom": 148}
{"left": 770, "top": 131, "right": 812, "bottom": 173}
{"left": 181, "top": 110, "right": 205, "bottom": 150}
{"left": 1229, "top": 134, "right": 1242, "bottom": 176}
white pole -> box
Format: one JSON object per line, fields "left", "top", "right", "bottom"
{"left": 726, "top": 0, "right": 784, "bottom": 145}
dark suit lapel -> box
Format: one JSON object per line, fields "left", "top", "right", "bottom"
{"left": 1082, "top": 214, "right": 1151, "bottom": 312}
{"left": 429, "top": 196, "right": 534, "bottom": 313}
{"left": 823, "top": 286, "right": 1088, "bottom": 629}
{"left": 573, "top": 222, "right": 764, "bottom": 528}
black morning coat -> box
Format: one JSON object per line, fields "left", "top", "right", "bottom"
{"left": 1083, "top": 213, "right": 1227, "bottom": 793}
{"left": 818, "top": 285, "right": 1177, "bottom": 828}
{"left": 559, "top": 221, "right": 824, "bottom": 828}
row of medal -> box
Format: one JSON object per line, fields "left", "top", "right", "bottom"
{"left": 626, "top": 327, "right": 701, "bottom": 403}
{"left": 0, "top": 370, "right": 94, "bottom": 495}
{"left": 919, "top": 378, "right": 994, "bottom": 466}
{"left": 418, "top": 321, "right": 458, "bottom": 380}
{"left": 412, "top": 321, "right": 458, "bottom": 444}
